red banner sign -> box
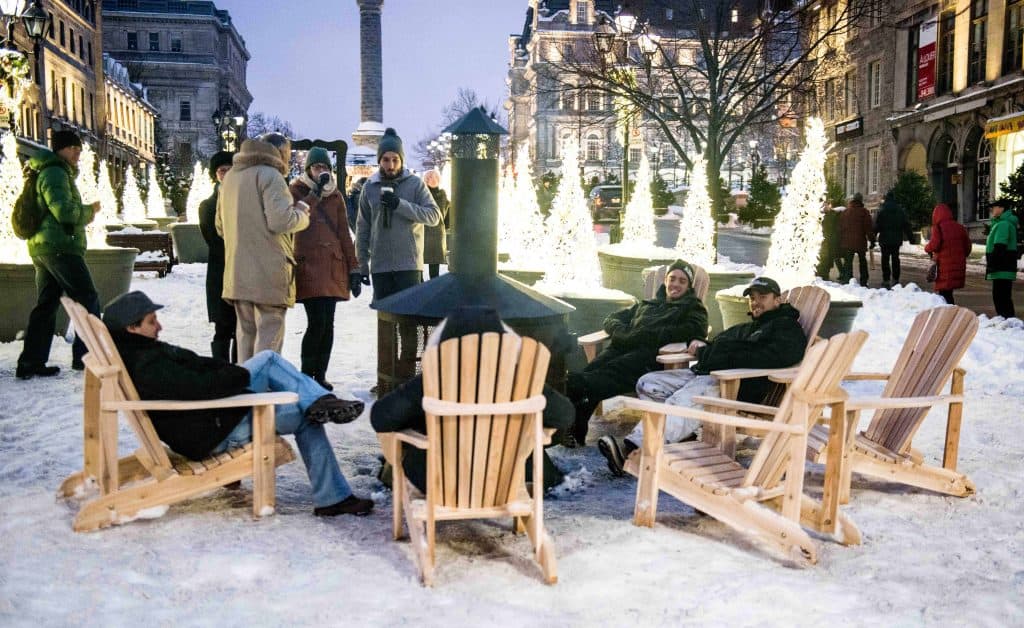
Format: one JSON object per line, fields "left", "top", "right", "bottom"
{"left": 917, "top": 18, "right": 938, "bottom": 101}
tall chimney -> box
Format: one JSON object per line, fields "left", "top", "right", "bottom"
{"left": 353, "top": 0, "right": 385, "bottom": 148}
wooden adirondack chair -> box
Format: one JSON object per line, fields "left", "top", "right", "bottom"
{"left": 806, "top": 305, "right": 977, "bottom": 500}
{"left": 614, "top": 331, "right": 868, "bottom": 564}
{"left": 384, "top": 332, "right": 558, "bottom": 585}
{"left": 58, "top": 297, "right": 298, "bottom": 532}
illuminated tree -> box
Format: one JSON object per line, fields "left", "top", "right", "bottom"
{"left": 541, "top": 136, "right": 601, "bottom": 289}
{"left": 675, "top": 156, "right": 715, "bottom": 267}
{"left": 620, "top": 150, "right": 656, "bottom": 245}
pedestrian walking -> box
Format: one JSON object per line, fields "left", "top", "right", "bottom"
{"left": 873, "top": 194, "right": 913, "bottom": 288}
{"left": 985, "top": 197, "right": 1018, "bottom": 318}
{"left": 290, "top": 148, "right": 362, "bottom": 390}
{"left": 816, "top": 204, "right": 841, "bottom": 280}
{"left": 838, "top": 193, "right": 874, "bottom": 285}
{"left": 924, "top": 202, "right": 972, "bottom": 304}
{"left": 198, "top": 150, "right": 236, "bottom": 361}
{"left": 421, "top": 168, "right": 449, "bottom": 279}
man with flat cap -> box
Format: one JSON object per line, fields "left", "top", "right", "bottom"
{"left": 103, "top": 290, "right": 374, "bottom": 517}
{"left": 599, "top": 276, "right": 807, "bottom": 476}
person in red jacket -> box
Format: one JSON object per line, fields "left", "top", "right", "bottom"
{"left": 924, "top": 203, "right": 973, "bottom": 304}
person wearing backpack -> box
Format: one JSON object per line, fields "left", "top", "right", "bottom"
{"left": 15, "top": 130, "right": 102, "bottom": 379}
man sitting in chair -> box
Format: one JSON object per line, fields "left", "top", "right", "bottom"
{"left": 371, "top": 305, "right": 574, "bottom": 493}
{"left": 599, "top": 276, "right": 807, "bottom": 476}
{"left": 565, "top": 259, "right": 709, "bottom": 448}
{"left": 103, "top": 290, "right": 375, "bottom": 517}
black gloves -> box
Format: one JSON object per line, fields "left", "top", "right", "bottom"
{"left": 360, "top": 274, "right": 371, "bottom": 286}
{"left": 381, "top": 190, "right": 400, "bottom": 211}
{"left": 349, "top": 272, "right": 363, "bottom": 298}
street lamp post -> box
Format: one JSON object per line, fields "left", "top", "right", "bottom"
{"left": 748, "top": 139, "right": 759, "bottom": 190}
{"left": 212, "top": 105, "right": 244, "bottom": 151}
{"left": 0, "top": 0, "right": 47, "bottom": 139}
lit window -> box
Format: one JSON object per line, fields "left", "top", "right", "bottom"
{"left": 732, "top": 9, "right": 738, "bottom": 23}
{"left": 868, "top": 60, "right": 882, "bottom": 108}
{"left": 867, "top": 146, "right": 881, "bottom": 194}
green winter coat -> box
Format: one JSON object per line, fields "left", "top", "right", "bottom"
{"left": 985, "top": 210, "right": 1019, "bottom": 281}
{"left": 25, "top": 149, "right": 95, "bottom": 257}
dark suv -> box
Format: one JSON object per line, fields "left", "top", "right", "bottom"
{"left": 587, "top": 185, "right": 623, "bottom": 222}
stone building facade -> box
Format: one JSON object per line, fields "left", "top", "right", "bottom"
{"left": 102, "top": 0, "right": 252, "bottom": 169}
{"left": 103, "top": 53, "right": 157, "bottom": 173}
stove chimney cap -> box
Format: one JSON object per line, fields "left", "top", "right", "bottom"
{"left": 443, "top": 106, "right": 508, "bottom": 136}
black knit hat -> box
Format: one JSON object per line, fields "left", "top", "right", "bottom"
{"left": 208, "top": 151, "right": 235, "bottom": 181}
{"left": 51, "top": 130, "right": 82, "bottom": 153}
{"left": 989, "top": 197, "right": 1015, "bottom": 211}
{"left": 377, "top": 127, "right": 405, "bottom": 164}
{"left": 667, "top": 259, "right": 694, "bottom": 284}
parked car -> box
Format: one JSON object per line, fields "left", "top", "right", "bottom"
{"left": 587, "top": 185, "right": 623, "bottom": 222}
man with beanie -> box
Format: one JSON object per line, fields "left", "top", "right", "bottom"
{"left": 199, "top": 150, "right": 236, "bottom": 361}
{"left": 102, "top": 290, "right": 373, "bottom": 517}
{"left": 356, "top": 127, "right": 441, "bottom": 302}
{"left": 217, "top": 132, "right": 314, "bottom": 362}
{"left": 565, "top": 260, "right": 708, "bottom": 448}
{"left": 16, "top": 130, "right": 102, "bottom": 379}
{"left": 599, "top": 276, "right": 806, "bottom": 476}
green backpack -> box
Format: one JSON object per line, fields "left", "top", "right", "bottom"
{"left": 11, "top": 164, "right": 56, "bottom": 240}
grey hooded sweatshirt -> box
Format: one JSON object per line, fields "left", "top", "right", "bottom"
{"left": 356, "top": 168, "right": 441, "bottom": 275}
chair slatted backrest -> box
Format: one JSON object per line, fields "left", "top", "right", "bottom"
{"left": 783, "top": 285, "right": 831, "bottom": 347}
{"left": 421, "top": 332, "right": 550, "bottom": 509}
{"left": 642, "top": 264, "right": 710, "bottom": 301}
{"left": 863, "top": 306, "right": 977, "bottom": 454}
{"left": 744, "top": 331, "right": 868, "bottom": 489}
{"left": 61, "top": 298, "right": 174, "bottom": 473}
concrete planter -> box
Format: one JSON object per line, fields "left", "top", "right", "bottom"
{"left": 654, "top": 215, "right": 681, "bottom": 248}
{"left": 705, "top": 271, "right": 756, "bottom": 337}
{"left": 151, "top": 216, "right": 179, "bottom": 231}
{"left": 598, "top": 249, "right": 679, "bottom": 299}
{"left": 715, "top": 291, "right": 863, "bottom": 338}
{"left": 170, "top": 223, "right": 208, "bottom": 264}
{"left": 0, "top": 247, "right": 137, "bottom": 343}
{"left": 542, "top": 290, "right": 635, "bottom": 372}
{"left": 498, "top": 268, "right": 544, "bottom": 286}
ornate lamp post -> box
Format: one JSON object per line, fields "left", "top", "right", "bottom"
{"left": 0, "top": 0, "right": 45, "bottom": 135}
{"left": 212, "top": 105, "right": 244, "bottom": 151}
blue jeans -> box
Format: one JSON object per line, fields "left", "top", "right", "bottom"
{"left": 211, "top": 350, "right": 352, "bottom": 507}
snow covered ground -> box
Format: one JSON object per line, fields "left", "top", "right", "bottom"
{"left": 1, "top": 263, "right": 1022, "bottom": 626}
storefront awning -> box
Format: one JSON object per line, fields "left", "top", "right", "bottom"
{"left": 984, "top": 112, "right": 1024, "bottom": 139}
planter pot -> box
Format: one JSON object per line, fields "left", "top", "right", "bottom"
{"left": 151, "top": 216, "right": 179, "bottom": 231}
{"left": 0, "top": 247, "right": 137, "bottom": 343}
{"left": 541, "top": 290, "right": 634, "bottom": 373}
{"left": 715, "top": 292, "right": 863, "bottom": 339}
{"left": 705, "top": 271, "right": 756, "bottom": 337}
{"left": 170, "top": 223, "right": 208, "bottom": 264}
{"left": 498, "top": 268, "right": 544, "bottom": 286}
{"left": 654, "top": 215, "right": 681, "bottom": 248}
{"left": 598, "top": 249, "right": 679, "bottom": 299}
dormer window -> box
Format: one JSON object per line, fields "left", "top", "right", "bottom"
{"left": 576, "top": 1, "right": 589, "bottom": 25}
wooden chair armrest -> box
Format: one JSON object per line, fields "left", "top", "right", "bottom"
{"left": 845, "top": 394, "right": 964, "bottom": 411}
{"left": 104, "top": 391, "right": 299, "bottom": 411}
{"left": 843, "top": 372, "right": 892, "bottom": 381}
{"left": 711, "top": 366, "right": 797, "bottom": 381}
{"left": 577, "top": 330, "right": 609, "bottom": 346}
{"left": 768, "top": 370, "right": 798, "bottom": 384}
{"left": 691, "top": 395, "right": 779, "bottom": 416}
{"left": 655, "top": 352, "right": 696, "bottom": 365}
{"left": 658, "top": 342, "right": 690, "bottom": 354}
{"left": 422, "top": 394, "right": 547, "bottom": 416}
{"left": 393, "top": 429, "right": 429, "bottom": 449}
{"left": 612, "top": 396, "right": 803, "bottom": 434}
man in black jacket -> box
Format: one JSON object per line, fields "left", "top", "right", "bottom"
{"left": 103, "top": 290, "right": 374, "bottom": 517}
{"left": 599, "top": 276, "right": 806, "bottom": 475}
{"left": 566, "top": 259, "right": 709, "bottom": 447}
{"left": 873, "top": 194, "right": 913, "bottom": 288}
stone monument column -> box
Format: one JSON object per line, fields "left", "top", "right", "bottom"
{"left": 353, "top": 0, "right": 385, "bottom": 148}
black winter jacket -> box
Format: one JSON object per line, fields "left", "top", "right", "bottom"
{"left": 603, "top": 285, "right": 708, "bottom": 355}
{"left": 692, "top": 303, "right": 807, "bottom": 402}
{"left": 873, "top": 199, "right": 912, "bottom": 249}
{"left": 110, "top": 330, "right": 251, "bottom": 460}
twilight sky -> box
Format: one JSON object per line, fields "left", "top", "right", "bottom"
{"left": 213, "top": 0, "right": 527, "bottom": 162}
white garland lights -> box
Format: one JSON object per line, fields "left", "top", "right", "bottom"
{"left": 184, "top": 161, "right": 212, "bottom": 223}
{"left": 620, "top": 150, "right": 656, "bottom": 245}
{"left": 541, "top": 136, "right": 601, "bottom": 290}
{"left": 96, "top": 160, "right": 119, "bottom": 225}
{"left": 120, "top": 165, "right": 148, "bottom": 224}
{"left": 675, "top": 156, "right": 716, "bottom": 267}
{"left": 146, "top": 165, "right": 168, "bottom": 218}
{"left": 511, "top": 145, "right": 547, "bottom": 268}
{"left": 764, "top": 117, "right": 827, "bottom": 288}
{"left": 0, "top": 132, "right": 28, "bottom": 263}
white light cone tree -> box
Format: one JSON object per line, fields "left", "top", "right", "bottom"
{"left": 121, "top": 166, "right": 147, "bottom": 223}
{"left": 497, "top": 163, "right": 519, "bottom": 257}
{"left": 0, "top": 132, "right": 28, "bottom": 262}
{"left": 541, "top": 136, "right": 601, "bottom": 290}
{"left": 620, "top": 150, "right": 656, "bottom": 245}
{"left": 764, "top": 117, "right": 827, "bottom": 287}
{"left": 184, "top": 161, "right": 212, "bottom": 223}
{"left": 96, "top": 160, "right": 119, "bottom": 224}
{"left": 76, "top": 144, "right": 99, "bottom": 205}
{"left": 511, "top": 145, "right": 547, "bottom": 268}
{"left": 146, "top": 165, "right": 168, "bottom": 218}
{"left": 675, "top": 156, "right": 716, "bottom": 267}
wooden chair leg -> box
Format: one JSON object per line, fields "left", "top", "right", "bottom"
{"left": 839, "top": 409, "right": 859, "bottom": 505}
{"left": 820, "top": 401, "right": 848, "bottom": 532}
{"left": 943, "top": 369, "right": 965, "bottom": 471}
{"left": 633, "top": 411, "right": 664, "bottom": 528}
{"left": 522, "top": 514, "right": 558, "bottom": 584}
{"left": 251, "top": 405, "right": 276, "bottom": 518}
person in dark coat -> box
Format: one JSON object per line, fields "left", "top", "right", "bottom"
{"left": 103, "top": 290, "right": 373, "bottom": 517}
{"left": 421, "top": 168, "right": 450, "bottom": 279}
{"left": 600, "top": 276, "right": 806, "bottom": 476}
{"left": 816, "top": 204, "right": 841, "bottom": 280}
{"left": 924, "top": 202, "right": 972, "bottom": 304}
{"left": 346, "top": 176, "right": 366, "bottom": 231}
{"left": 873, "top": 194, "right": 913, "bottom": 288}
{"left": 371, "top": 305, "right": 574, "bottom": 493}
{"left": 290, "top": 148, "right": 361, "bottom": 390}
{"left": 838, "top": 193, "right": 874, "bottom": 285}
{"left": 198, "top": 150, "right": 236, "bottom": 361}
{"left": 565, "top": 259, "right": 709, "bottom": 447}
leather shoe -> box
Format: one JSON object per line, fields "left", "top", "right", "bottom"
{"left": 16, "top": 364, "right": 60, "bottom": 379}
{"left": 314, "top": 494, "right": 374, "bottom": 517}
